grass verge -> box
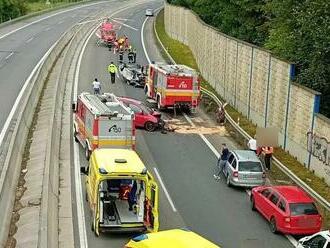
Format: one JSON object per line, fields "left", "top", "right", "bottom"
{"left": 155, "top": 8, "right": 330, "bottom": 228}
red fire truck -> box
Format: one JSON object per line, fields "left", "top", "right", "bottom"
{"left": 73, "top": 92, "right": 135, "bottom": 160}
{"left": 144, "top": 63, "right": 201, "bottom": 112}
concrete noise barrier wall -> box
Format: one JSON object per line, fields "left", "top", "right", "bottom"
{"left": 164, "top": 2, "right": 330, "bottom": 184}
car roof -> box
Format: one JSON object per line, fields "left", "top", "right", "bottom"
{"left": 130, "top": 229, "right": 220, "bottom": 248}
{"left": 271, "top": 186, "right": 314, "bottom": 203}
{"left": 232, "top": 150, "right": 260, "bottom": 162}
{"left": 92, "top": 149, "right": 146, "bottom": 174}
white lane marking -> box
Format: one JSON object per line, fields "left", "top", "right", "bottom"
{"left": 73, "top": 141, "right": 88, "bottom": 248}
{"left": 153, "top": 167, "right": 177, "bottom": 212}
{"left": 44, "top": 27, "right": 52, "bottom": 31}
{"left": 73, "top": 2, "right": 151, "bottom": 246}
{"left": 5, "top": 52, "right": 13, "bottom": 60}
{"left": 0, "top": 42, "right": 56, "bottom": 201}
{"left": 113, "top": 17, "right": 132, "bottom": 21}
{"left": 0, "top": 42, "right": 55, "bottom": 145}
{"left": 26, "top": 36, "right": 34, "bottom": 43}
{"left": 111, "top": 19, "right": 138, "bottom": 31}
{"left": 141, "top": 12, "right": 298, "bottom": 247}
{"left": 286, "top": 235, "right": 298, "bottom": 246}
{"left": 0, "top": 1, "right": 108, "bottom": 41}
{"left": 141, "top": 17, "right": 150, "bottom": 63}
{"left": 58, "top": 20, "right": 64, "bottom": 25}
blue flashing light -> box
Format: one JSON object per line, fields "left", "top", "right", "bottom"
{"left": 132, "top": 234, "right": 148, "bottom": 242}
{"left": 99, "top": 168, "right": 108, "bottom": 174}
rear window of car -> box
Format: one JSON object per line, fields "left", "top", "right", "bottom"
{"left": 238, "top": 161, "right": 263, "bottom": 172}
{"left": 289, "top": 203, "right": 319, "bottom": 216}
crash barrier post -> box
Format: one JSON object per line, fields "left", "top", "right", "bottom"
{"left": 153, "top": 7, "right": 330, "bottom": 214}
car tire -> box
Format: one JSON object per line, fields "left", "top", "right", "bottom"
{"left": 145, "top": 121, "right": 156, "bottom": 132}
{"left": 270, "top": 217, "right": 278, "bottom": 234}
{"left": 226, "top": 175, "right": 231, "bottom": 187}
{"left": 85, "top": 145, "right": 91, "bottom": 161}
{"left": 251, "top": 196, "right": 256, "bottom": 211}
{"left": 85, "top": 191, "right": 88, "bottom": 202}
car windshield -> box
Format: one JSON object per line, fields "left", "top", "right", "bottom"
{"left": 139, "top": 103, "right": 153, "bottom": 114}
{"left": 289, "top": 203, "right": 319, "bottom": 216}
{"left": 238, "top": 161, "right": 262, "bottom": 172}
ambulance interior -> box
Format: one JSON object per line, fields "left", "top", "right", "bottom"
{"left": 98, "top": 179, "right": 146, "bottom": 226}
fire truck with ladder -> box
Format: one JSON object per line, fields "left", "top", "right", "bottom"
{"left": 144, "top": 63, "right": 201, "bottom": 112}
{"left": 73, "top": 92, "right": 135, "bottom": 160}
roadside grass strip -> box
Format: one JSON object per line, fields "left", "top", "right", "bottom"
{"left": 154, "top": 9, "right": 330, "bottom": 229}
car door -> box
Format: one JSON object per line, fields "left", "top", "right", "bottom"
{"left": 255, "top": 188, "right": 272, "bottom": 217}
{"left": 274, "top": 197, "right": 288, "bottom": 230}
{"left": 225, "top": 153, "right": 235, "bottom": 177}
{"left": 266, "top": 192, "right": 280, "bottom": 221}
{"left": 301, "top": 234, "right": 327, "bottom": 248}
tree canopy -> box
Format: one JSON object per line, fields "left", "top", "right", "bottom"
{"left": 168, "top": 0, "right": 330, "bottom": 117}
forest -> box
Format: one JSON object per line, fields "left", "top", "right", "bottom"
{"left": 167, "top": 0, "right": 330, "bottom": 117}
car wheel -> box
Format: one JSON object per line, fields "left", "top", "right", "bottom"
{"left": 85, "top": 145, "right": 91, "bottom": 161}
{"left": 145, "top": 121, "right": 156, "bottom": 132}
{"left": 269, "top": 217, "right": 278, "bottom": 234}
{"left": 226, "top": 175, "right": 231, "bottom": 187}
{"left": 250, "top": 196, "right": 256, "bottom": 211}
{"left": 85, "top": 191, "right": 88, "bottom": 202}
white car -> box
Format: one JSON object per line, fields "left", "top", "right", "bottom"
{"left": 296, "top": 231, "right": 330, "bottom": 248}
{"left": 145, "top": 9, "right": 154, "bottom": 16}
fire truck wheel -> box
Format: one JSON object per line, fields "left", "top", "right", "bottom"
{"left": 144, "top": 121, "right": 156, "bottom": 132}
{"left": 85, "top": 145, "right": 91, "bottom": 160}
{"left": 157, "top": 97, "right": 163, "bottom": 110}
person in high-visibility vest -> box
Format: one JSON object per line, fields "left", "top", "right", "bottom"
{"left": 108, "top": 62, "right": 118, "bottom": 84}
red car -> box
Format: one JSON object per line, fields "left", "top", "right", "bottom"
{"left": 250, "top": 185, "right": 322, "bottom": 235}
{"left": 118, "top": 97, "right": 162, "bottom": 132}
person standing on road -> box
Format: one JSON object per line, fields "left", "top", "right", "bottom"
{"left": 214, "top": 143, "right": 229, "bottom": 180}
{"left": 262, "top": 146, "right": 273, "bottom": 170}
{"left": 132, "top": 47, "right": 137, "bottom": 63}
{"left": 108, "top": 62, "right": 118, "bottom": 84}
{"left": 247, "top": 136, "right": 257, "bottom": 154}
{"left": 92, "top": 78, "right": 101, "bottom": 95}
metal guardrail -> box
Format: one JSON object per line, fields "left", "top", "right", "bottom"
{"left": 153, "top": 8, "right": 330, "bottom": 212}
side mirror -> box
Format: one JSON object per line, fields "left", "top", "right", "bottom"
{"left": 80, "top": 167, "right": 87, "bottom": 175}
{"left": 72, "top": 102, "right": 77, "bottom": 112}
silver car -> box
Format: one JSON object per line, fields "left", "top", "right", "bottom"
{"left": 223, "top": 150, "right": 266, "bottom": 187}
{"left": 145, "top": 9, "right": 154, "bottom": 16}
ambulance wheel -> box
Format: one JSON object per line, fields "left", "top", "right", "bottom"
{"left": 145, "top": 121, "right": 156, "bottom": 132}
{"left": 73, "top": 130, "right": 79, "bottom": 143}
{"left": 85, "top": 146, "right": 91, "bottom": 160}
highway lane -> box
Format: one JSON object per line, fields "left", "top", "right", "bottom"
{"left": 0, "top": 0, "right": 131, "bottom": 139}
{"left": 75, "top": 2, "right": 187, "bottom": 248}
{"left": 75, "top": 2, "right": 294, "bottom": 248}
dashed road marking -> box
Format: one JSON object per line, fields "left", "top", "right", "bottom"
{"left": 5, "top": 52, "right": 13, "bottom": 60}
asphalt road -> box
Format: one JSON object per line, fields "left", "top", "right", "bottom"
{"left": 75, "top": 1, "right": 294, "bottom": 247}
{"left": 0, "top": 0, "right": 135, "bottom": 136}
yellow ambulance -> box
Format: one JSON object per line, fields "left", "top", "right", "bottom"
{"left": 124, "top": 229, "right": 220, "bottom": 248}
{"left": 82, "top": 148, "right": 159, "bottom": 236}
